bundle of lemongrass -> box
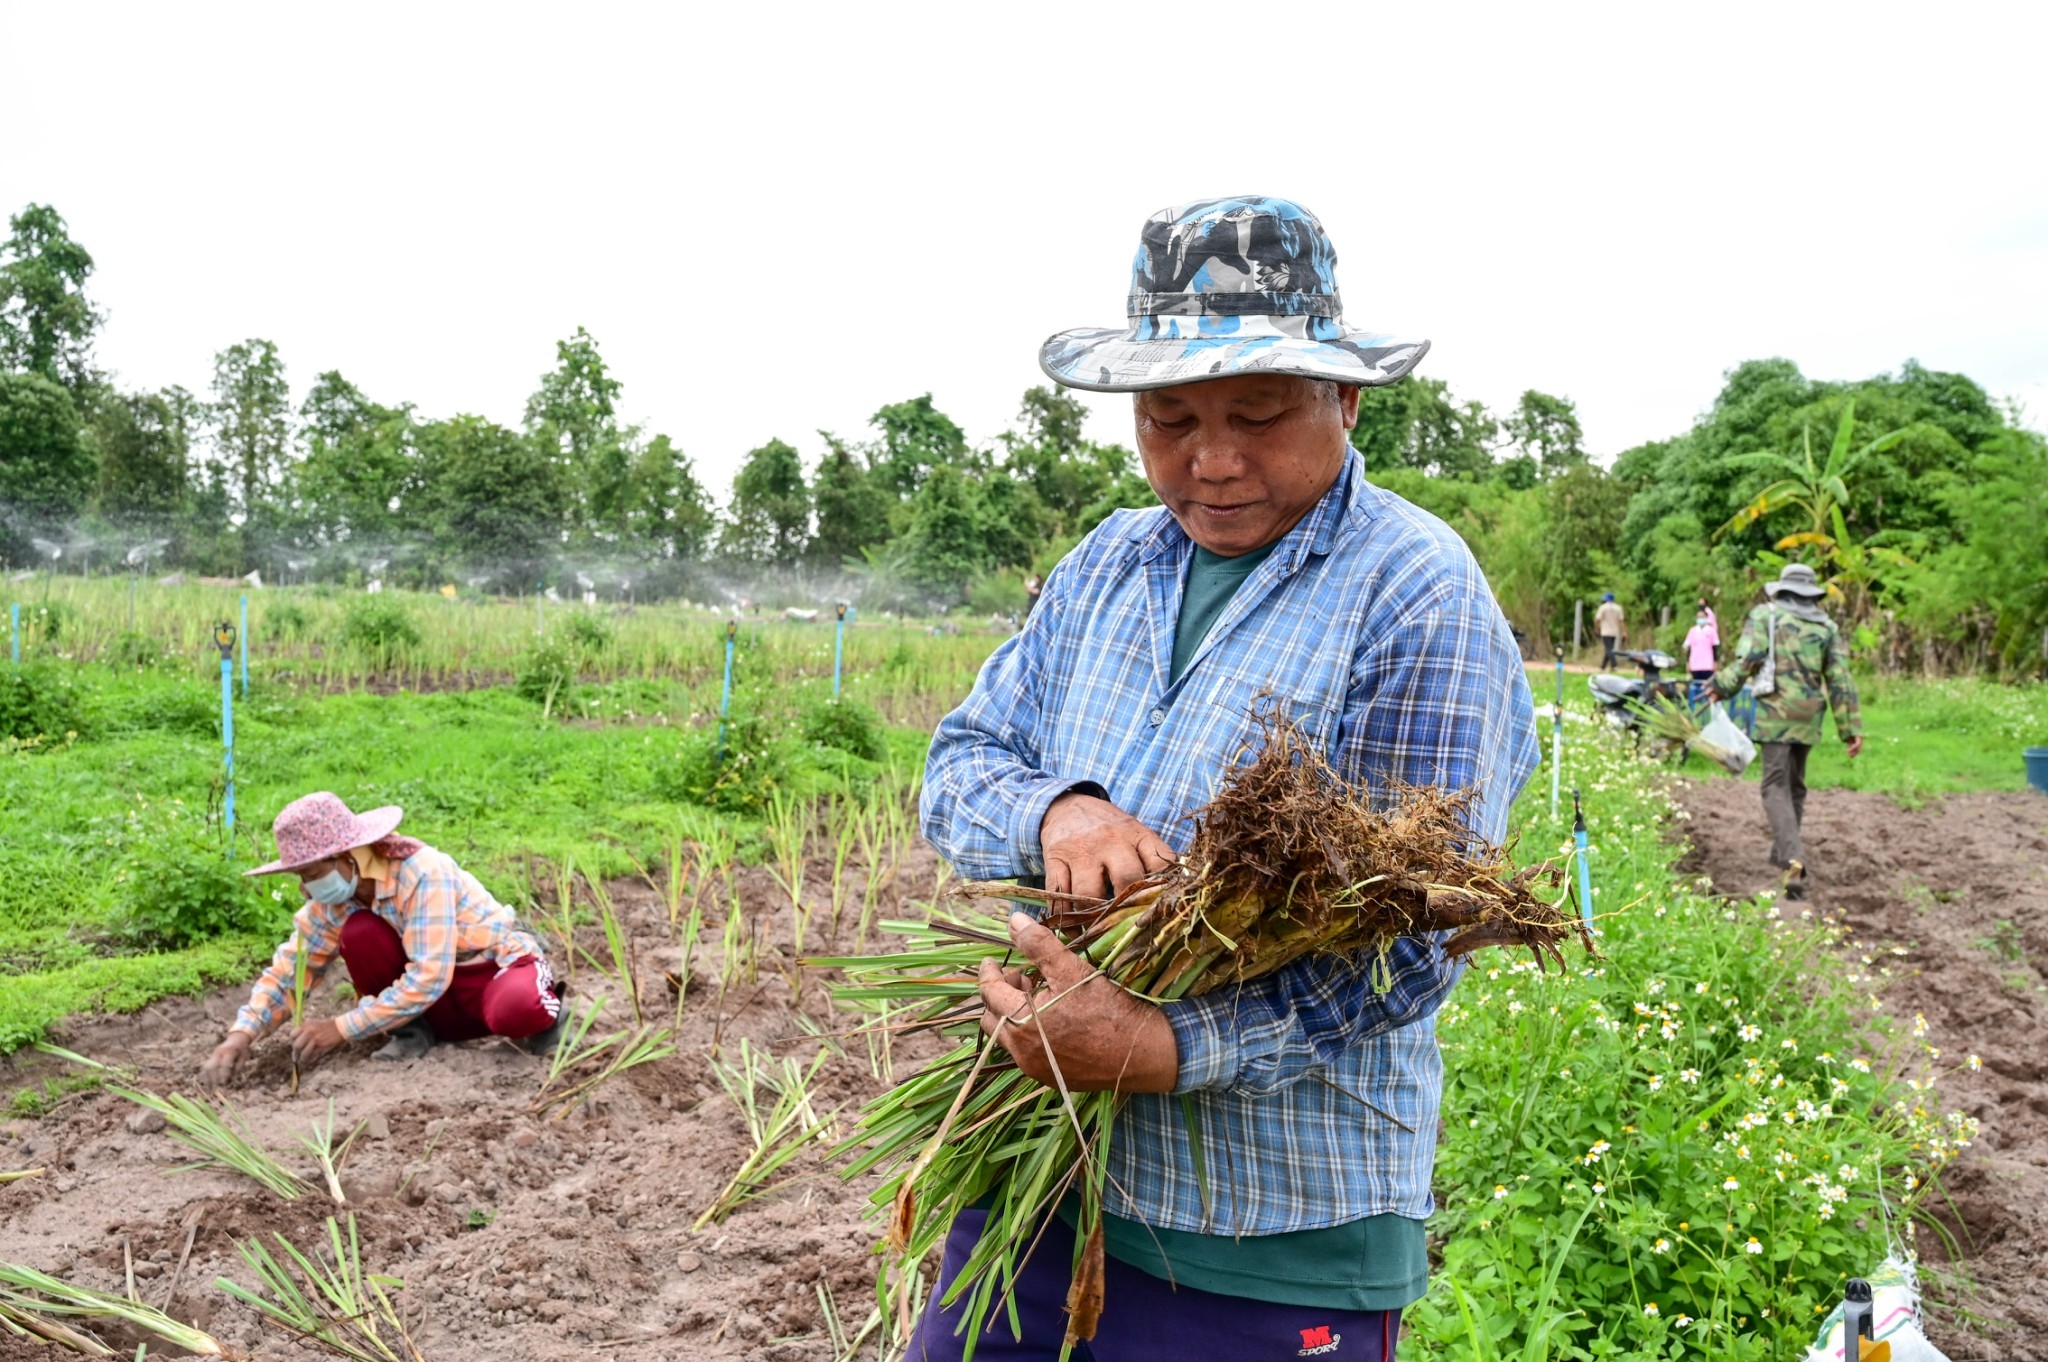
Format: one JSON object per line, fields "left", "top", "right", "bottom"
{"left": 816, "top": 715, "right": 1589, "bottom": 1357}
{"left": 1628, "top": 697, "right": 1746, "bottom": 773}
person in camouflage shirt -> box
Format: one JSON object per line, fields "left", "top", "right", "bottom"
{"left": 1708, "top": 563, "right": 1864, "bottom": 899}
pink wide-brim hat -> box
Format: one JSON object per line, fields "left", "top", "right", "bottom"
{"left": 244, "top": 792, "right": 404, "bottom": 876}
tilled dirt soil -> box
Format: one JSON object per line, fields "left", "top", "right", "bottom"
{"left": 0, "top": 850, "right": 948, "bottom": 1361}
{"left": 1673, "top": 776, "right": 2048, "bottom": 1362}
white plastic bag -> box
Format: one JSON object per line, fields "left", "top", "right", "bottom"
{"left": 1696, "top": 702, "right": 1757, "bottom": 774}
{"left": 1801, "top": 1257, "right": 1950, "bottom": 1362}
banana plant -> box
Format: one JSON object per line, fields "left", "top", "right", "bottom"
{"left": 1715, "top": 399, "right": 1910, "bottom": 554}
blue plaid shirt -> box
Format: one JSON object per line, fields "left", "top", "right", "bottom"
{"left": 921, "top": 452, "right": 1538, "bottom": 1235}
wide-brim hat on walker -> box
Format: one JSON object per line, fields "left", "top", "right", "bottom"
{"left": 1764, "top": 563, "right": 1828, "bottom": 599}
{"left": 244, "top": 791, "right": 404, "bottom": 875}
{"left": 1038, "top": 195, "right": 1429, "bottom": 394}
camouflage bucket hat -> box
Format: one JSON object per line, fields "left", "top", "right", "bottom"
{"left": 1039, "top": 195, "right": 1429, "bottom": 393}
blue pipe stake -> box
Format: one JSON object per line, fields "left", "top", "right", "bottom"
{"left": 9, "top": 602, "right": 17, "bottom": 666}
{"left": 1549, "top": 645, "right": 1565, "bottom": 821}
{"left": 832, "top": 604, "right": 847, "bottom": 696}
{"left": 715, "top": 619, "right": 738, "bottom": 763}
{"left": 239, "top": 594, "right": 249, "bottom": 696}
{"left": 220, "top": 650, "right": 237, "bottom": 843}
{"left": 1572, "top": 788, "right": 1594, "bottom": 932}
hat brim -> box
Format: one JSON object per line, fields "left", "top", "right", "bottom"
{"left": 242, "top": 805, "right": 405, "bottom": 876}
{"left": 1764, "top": 581, "right": 1827, "bottom": 599}
{"left": 1040, "top": 325, "right": 1429, "bottom": 394}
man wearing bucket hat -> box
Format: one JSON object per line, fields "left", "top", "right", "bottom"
{"left": 920, "top": 197, "right": 1537, "bottom": 1359}
{"left": 197, "top": 792, "right": 563, "bottom": 1087}
{"left": 1707, "top": 563, "right": 1863, "bottom": 901}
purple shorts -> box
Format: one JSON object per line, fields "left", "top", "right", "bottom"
{"left": 908, "top": 1209, "right": 1401, "bottom": 1362}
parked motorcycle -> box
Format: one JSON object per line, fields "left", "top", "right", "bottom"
{"left": 1588, "top": 649, "right": 1687, "bottom": 757}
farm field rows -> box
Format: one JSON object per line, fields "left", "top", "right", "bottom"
{"left": 0, "top": 581, "right": 2036, "bottom": 1359}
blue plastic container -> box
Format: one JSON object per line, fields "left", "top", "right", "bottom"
{"left": 2028, "top": 747, "right": 2048, "bottom": 795}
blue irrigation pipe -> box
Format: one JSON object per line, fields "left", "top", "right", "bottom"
{"left": 216, "top": 622, "right": 238, "bottom": 848}
{"left": 716, "top": 619, "right": 738, "bottom": 762}
{"left": 8, "top": 602, "right": 17, "bottom": 666}
{"left": 239, "top": 594, "right": 249, "bottom": 696}
{"left": 1549, "top": 645, "right": 1565, "bottom": 821}
{"left": 832, "top": 604, "right": 847, "bottom": 696}
{"left": 1572, "top": 788, "right": 1594, "bottom": 931}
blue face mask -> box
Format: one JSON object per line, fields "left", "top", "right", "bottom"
{"left": 303, "top": 865, "right": 357, "bottom": 905}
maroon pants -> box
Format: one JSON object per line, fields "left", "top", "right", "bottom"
{"left": 338, "top": 913, "right": 558, "bottom": 1042}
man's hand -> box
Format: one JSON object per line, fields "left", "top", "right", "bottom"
{"left": 199, "top": 1033, "right": 253, "bottom": 1089}
{"left": 1701, "top": 683, "right": 1723, "bottom": 704}
{"left": 1845, "top": 735, "right": 1864, "bottom": 760}
{"left": 290, "top": 1018, "right": 347, "bottom": 1068}
{"left": 977, "top": 912, "right": 1177, "bottom": 1094}
{"left": 1040, "top": 792, "right": 1176, "bottom": 901}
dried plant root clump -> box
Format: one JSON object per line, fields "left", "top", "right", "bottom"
{"left": 971, "top": 713, "right": 1590, "bottom": 997}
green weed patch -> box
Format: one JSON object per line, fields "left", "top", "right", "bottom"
{"left": 1411, "top": 719, "right": 1976, "bottom": 1359}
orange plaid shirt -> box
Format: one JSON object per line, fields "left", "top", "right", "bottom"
{"left": 232, "top": 843, "right": 541, "bottom": 1042}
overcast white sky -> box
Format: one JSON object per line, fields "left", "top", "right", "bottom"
{"left": 6, "top": 2, "right": 2045, "bottom": 491}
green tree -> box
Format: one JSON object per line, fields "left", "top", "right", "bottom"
{"left": 1000, "top": 385, "right": 1133, "bottom": 535}
{"left": 416, "top": 415, "right": 562, "bottom": 581}
{"left": 0, "top": 372, "right": 90, "bottom": 562}
{"left": 1073, "top": 469, "right": 1161, "bottom": 538}
{"left": 1503, "top": 389, "right": 1586, "bottom": 479}
{"left": 207, "top": 338, "right": 292, "bottom": 563}
{"left": 1613, "top": 358, "right": 1991, "bottom": 603}
{"left": 1349, "top": 376, "right": 1496, "bottom": 478}
{"left": 92, "top": 387, "right": 192, "bottom": 520}
{"left": 0, "top": 204, "right": 102, "bottom": 393}
{"left": 524, "top": 326, "right": 626, "bottom": 536}
{"left": 290, "top": 371, "right": 418, "bottom": 547}
{"left": 623, "top": 433, "right": 715, "bottom": 559}
{"left": 870, "top": 393, "right": 969, "bottom": 497}
{"left": 720, "top": 437, "right": 810, "bottom": 562}
{"left": 1542, "top": 463, "right": 1629, "bottom": 619}
{"left": 1900, "top": 424, "right": 2048, "bottom": 673}
{"left": 898, "top": 462, "right": 987, "bottom": 596}
{"left": 811, "top": 432, "right": 893, "bottom": 567}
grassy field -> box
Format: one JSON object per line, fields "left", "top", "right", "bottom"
{"left": 1797, "top": 674, "right": 2044, "bottom": 799}
{"left": 2, "top": 582, "right": 988, "bottom": 1051}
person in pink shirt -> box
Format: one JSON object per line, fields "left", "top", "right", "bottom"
{"left": 1684, "top": 608, "right": 1719, "bottom": 704}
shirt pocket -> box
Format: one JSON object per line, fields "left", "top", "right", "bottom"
{"left": 1199, "top": 678, "right": 1345, "bottom": 771}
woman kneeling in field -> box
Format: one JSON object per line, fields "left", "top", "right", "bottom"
{"left": 199, "top": 792, "right": 562, "bottom": 1087}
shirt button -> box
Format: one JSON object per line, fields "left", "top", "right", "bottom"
{"left": 1149, "top": 708, "right": 1166, "bottom": 726}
